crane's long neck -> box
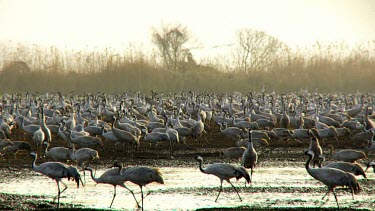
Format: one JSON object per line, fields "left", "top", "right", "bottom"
{"left": 305, "top": 153, "right": 313, "bottom": 170}
{"left": 87, "top": 168, "right": 100, "bottom": 183}
{"left": 197, "top": 159, "right": 205, "bottom": 173}
{"left": 247, "top": 140, "right": 254, "bottom": 150}
{"left": 31, "top": 154, "right": 38, "bottom": 171}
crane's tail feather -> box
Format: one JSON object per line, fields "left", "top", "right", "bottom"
{"left": 67, "top": 166, "right": 82, "bottom": 188}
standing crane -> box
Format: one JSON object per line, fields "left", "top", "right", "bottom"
{"left": 242, "top": 129, "right": 257, "bottom": 182}
{"left": 191, "top": 111, "right": 207, "bottom": 144}
{"left": 29, "top": 152, "right": 82, "bottom": 208}
{"left": 84, "top": 165, "right": 139, "bottom": 208}
{"left": 69, "top": 146, "right": 99, "bottom": 183}
{"left": 195, "top": 155, "right": 250, "bottom": 202}
{"left": 304, "top": 150, "right": 361, "bottom": 209}
{"left": 121, "top": 165, "right": 164, "bottom": 211}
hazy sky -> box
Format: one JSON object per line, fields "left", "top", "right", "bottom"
{"left": 0, "top": 0, "right": 374, "bottom": 58}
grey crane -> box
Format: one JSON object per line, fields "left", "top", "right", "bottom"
{"left": 255, "top": 118, "right": 276, "bottom": 129}
{"left": 84, "top": 165, "right": 139, "bottom": 208}
{"left": 43, "top": 142, "right": 71, "bottom": 162}
{"left": 69, "top": 145, "right": 99, "bottom": 183}
{"left": 121, "top": 165, "right": 164, "bottom": 211}
{"left": 310, "top": 127, "right": 339, "bottom": 146}
{"left": 328, "top": 144, "right": 367, "bottom": 163}
{"left": 232, "top": 117, "right": 259, "bottom": 130}
{"left": 68, "top": 130, "right": 103, "bottom": 148}
{"left": 286, "top": 129, "right": 312, "bottom": 143}
{"left": 19, "top": 116, "right": 40, "bottom": 136}
{"left": 280, "top": 102, "right": 290, "bottom": 128}
{"left": 222, "top": 146, "right": 246, "bottom": 161}
{"left": 305, "top": 150, "right": 361, "bottom": 209}
{"left": 39, "top": 107, "right": 52, "bottom": 143}
{"left": 30, "top": 152, "right": 82, "bottom": 208}
{"left": 58, "top": 122, "right": 71, "bottom": 144}
{"left": 32, "top": 127, "right": 45, "bottom": 148}
{"left": 191, "top": 111, "right": 207, "bottom": 144}
{"left": 3, "top": 141, "right": 31, "bottom": 159}
{"left": 195, "top": 155, "right": 250, "bottom": 202}
{"left": 325, "top": 162, "right": 367, "bottom": 178}
{"left": 242, "top": 130, "right": 258, "bottom": 179}
{"left": 112, "top": 117, "right": 140, "bottom": 149}
{"left": 218, "top": 123, "right": 243, "bottom": 141}
{"left": 308, "top": 134, "right": 324, "bottom": 168}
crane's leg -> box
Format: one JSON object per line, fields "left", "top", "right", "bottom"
{"left": 322, "top": 188, "right": 331, "bottom": 200}
{"left": 215, "top": 180, "right": 223, "bottom": 202}
{"left": 228, "top": 181, "right": 242, "bottom": 202}
{"left": 56, "top": 181, "right": 61, "bottom": 209}
{"left": 332, "top": 190, "right": 340, "bottom": 209}
{"left": 140, "top": 186, "right": 144, "bottom": 211}
{"left": 81, "top": 163, "right": 86, "bottom": 185}
{"left": 120, "top": 183, "right": 140, "bottom": 208}
{"left": 55, "top": 180, "right": 67, "bottom": 209}
{"left": 110, "top": 186, "right": 117, "bottom": 208}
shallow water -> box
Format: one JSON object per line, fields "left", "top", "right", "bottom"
{"left": 1, "top": 164, "right": 374, "bottom": 210}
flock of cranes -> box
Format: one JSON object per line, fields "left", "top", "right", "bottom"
{"left": 0, "top": 90, "right": 375, "bottom": 209}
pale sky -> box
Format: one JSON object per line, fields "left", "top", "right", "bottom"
{"left": 0, "top": 0, "right": 374, "bottom": 59}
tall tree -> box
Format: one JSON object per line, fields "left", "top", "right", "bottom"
{"left": 152, "top": 24, "right": 194, "bottom": 71}
{"left": 234, "top": 29, "right": 288, "bottom": 73}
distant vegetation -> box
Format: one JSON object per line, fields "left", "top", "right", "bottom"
{"left": 0, "top": 25, "right": 374, "bottom": 94}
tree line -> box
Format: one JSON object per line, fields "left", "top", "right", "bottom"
{"left": 0, "top": 24, "right": 374, "bottom": 93}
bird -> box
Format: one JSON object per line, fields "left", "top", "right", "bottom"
{"left": 29, "top": 152, "right": 82, "bottom": 208}
{"left": 280, "top": 101, "right": 290, "bottom": 128}
{"left": 222, "top": 146, "right": 246, "bottom": 161}
{"left": 39, "top": 108, "right": 52, "bottom": 143}
{"left": 32, "top": 127, "right": 45, "bottom": 148}
{"left": 121, "top": 165, "right": 164, "bottom": 211}
{"left": 43, "top": 142, "right": 71, "bottom": 162}
{"left": 69, "top": 146, "right": 99, "bottom": 183}
{"left": 195, "top": 155, "right": 250, "bottom": 202}
{"left": 68, "top": 130, "right": 103, "bottom": 148}
{"left": 242, "top": 130, "right": 257, "bottom": 179}
{"left": 84, "top": 164, "right": 139, "bottom": 208}
{"left": 308, "top": 133, "right": 324, "bottom": 168}
{"left": 328, "top": 144, "right": 367, "bottom": 163}
{"left": 218, "top": 123, "right": 243, "bottom": 141}
{"left": 325, "top": 162, "right": 367, "bottom": 178}
{"left": 2, "top": 141, "right": 31, "bottom": 159}
{"left": 304, "top": 150, "right": 361, "bottom": 209}
{"left": 191, "top": 111, "right": 207, "bottom": 144}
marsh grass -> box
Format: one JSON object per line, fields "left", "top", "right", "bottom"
{"left": 0, "top": 41, "right": 374, "bottom": 93}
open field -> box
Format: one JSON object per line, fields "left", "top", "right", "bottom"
{"left": 1, "top": 122, "right": 375, "bottom": 210}
{"left": 0, "top": 91, "right": 375, "bottom": 210}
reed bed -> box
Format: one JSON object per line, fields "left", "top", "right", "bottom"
{"left": 0, "top": 41, "right": 374, "bottom": 94}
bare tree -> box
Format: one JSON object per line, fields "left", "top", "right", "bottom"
{"left": 152, "top": 24, "right": 194, "bottom": 71}
{"left": 234, "top": 29, "right": 288, "bottom": 73}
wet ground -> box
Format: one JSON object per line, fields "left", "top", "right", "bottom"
{"left": 1, "top": 124, "right": 375, "bottom": 210}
